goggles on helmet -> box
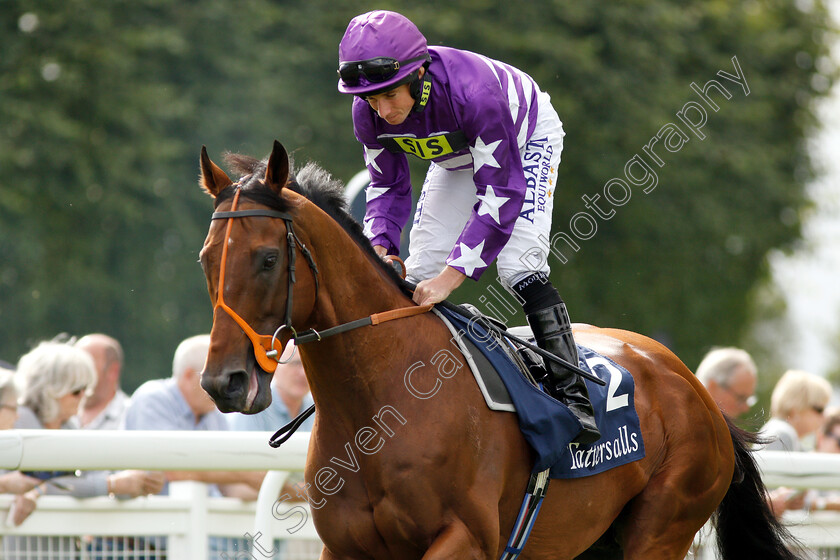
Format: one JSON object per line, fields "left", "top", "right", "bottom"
{"left": 338, "top": 54, "right": 428, "bottom": 87}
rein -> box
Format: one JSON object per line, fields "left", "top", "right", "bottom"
{"left": 211, "top": 188, "right": 432, "bottom": 373}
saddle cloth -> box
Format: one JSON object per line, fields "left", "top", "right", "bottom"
{"left": 434, "top": 306, "right": 645, "bottom": 479}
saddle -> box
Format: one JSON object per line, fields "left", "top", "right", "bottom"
{"left": 434, "top": 304, "right": 645, "bottom": 479}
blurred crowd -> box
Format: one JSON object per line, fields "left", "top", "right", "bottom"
{"left": 0, "top": 333, "right": 313, "bottom": 559}
{"left": 697, "top": 346, "right": 840, "bottom": 516}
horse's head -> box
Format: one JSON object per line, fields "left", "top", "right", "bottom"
{"left": 198, "top": 140, "right": 317, "bottom": 414}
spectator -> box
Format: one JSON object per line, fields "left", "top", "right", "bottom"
{"left": 761, "top": 369, "right": 832, "bottom": 452}
{"left": 15, "top": 340, "right": 96, "bottom": 431}
{"left": 0, "top": 366, "right": 20, "bottom": 430}
{"left": 3, "top": 340, "right": 164, "bottom": 558}
{"left": 75, "top": 334, "right": 129, "bottom": 429}
{"left": 696, "top": 347, "right": 758, "bottom": 418}
{"left": 227, "top": 341, "right": 314, "bottom": 432}
{"left": 760, "top": 369, "right": 832, "bottom": 518}
{"left": 0, "top": 368, "right": 41, "bottom": 495}
{"left": 73, "top": 335, "right": 157, "bottom": 560}
{"left": 11, "top": 341, "right": 164, "bottom": 497}
{"left": 817, "top": 407, "right": 840, "bottom": 452}
{"left": 123, "top": 334, "right": 264, "bottom": 498}
{"left": 694, "top": 349, "right": 801, "bottom": 517}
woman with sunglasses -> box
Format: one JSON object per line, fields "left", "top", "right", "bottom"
{"left": 761, "top": 368, "right": 832, "bottom": 453}
{"left": 759, "top": 369, "right": 832, "bottom": 518}
{"left": 5, "top": 340, "right": 163, "bottom": 535}
{"left": 337, "top": 10, "right": 599, "bottom": 444}
{"left": 5, "top": 340, "right": 96, "bottom": 535}
{"left": 15, "top": 341, "right": 95, "bottom": 431}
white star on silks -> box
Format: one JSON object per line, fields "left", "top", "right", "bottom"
{"left": 476, "top": 185, "right": 510, "bottom": 225}
{"left": 470, "top": 136, "right": 502, "bottom": 171}
{"left": 364, "top": 146, "right": 384, "bottom": 174}
{"left": 365, "top": 186, "right": 390, "bottom": 203}
{"left": 362, "top": 219, "right": 375, "bottom": 239}
{"left": 449, "top": 240, "right": 487, "bottom": 277}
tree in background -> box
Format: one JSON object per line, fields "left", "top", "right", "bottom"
{"left": 0, "top": 0, "right": 833, "bottom": 391}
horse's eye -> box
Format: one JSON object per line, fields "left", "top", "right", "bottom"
{"left": 263, "top": 254, "right": 278, "bottom": 271}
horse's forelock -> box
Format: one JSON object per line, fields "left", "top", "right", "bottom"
{"left": 224, "top": 153, "right": 263, "bottom": 176}
{"left": 213, "top": 152, "right": 279, "bottom": 210}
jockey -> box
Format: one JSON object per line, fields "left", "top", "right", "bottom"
{"left": 337, "top": 10, "right": 600, "bottom": 445}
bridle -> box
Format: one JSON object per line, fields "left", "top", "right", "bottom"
{"left": 211, "top": 186, "right": 432, "bottom": 374}
{"left": 211, "top": 188, "right": 319, "bottom": 373}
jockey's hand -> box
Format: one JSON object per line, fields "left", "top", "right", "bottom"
{"left": 373, "top": 245, "right": 388, "bottom": 258}
{"left": 412, "top": 267, "right": 466, "bottom": 306}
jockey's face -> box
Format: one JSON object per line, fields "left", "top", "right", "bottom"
{"left": 365, "top": 67, "right": 424, "bottom": 126}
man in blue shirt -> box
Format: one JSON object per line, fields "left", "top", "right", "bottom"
{"left": 123, "top": 335, "right": 268, "bottom": 558}
{"left": 123, "top": 334, "right": 264, "bottom": 497}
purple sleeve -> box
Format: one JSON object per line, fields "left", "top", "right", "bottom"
{"left": 445, "top": 84, "right": 527, "bottom": 280}
{"left": 352, "top": 99, "right": 413, "bottom": 255}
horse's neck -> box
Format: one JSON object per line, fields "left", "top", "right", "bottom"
{"left": 302, "top": 211, "right": 412, "bottom": 330}
{"left": 318, "top": 261, "right": 408, "bottom": 322}
{"left": 296, "top": 206, "right": 422, "bottom": 421}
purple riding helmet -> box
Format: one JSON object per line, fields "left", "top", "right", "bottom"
{"left": 337, "top": 10, "right": 430, "bottom": 97}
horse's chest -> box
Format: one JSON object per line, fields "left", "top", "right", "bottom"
{"left": 319, "top": 498, "right": 441, "bottom": 559}
{"left": 308, "top": 454, "right": 446, "bottom": 557}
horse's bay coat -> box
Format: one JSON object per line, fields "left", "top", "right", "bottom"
{"left": 197, "top": 141, "right": 804, "bottom": 560}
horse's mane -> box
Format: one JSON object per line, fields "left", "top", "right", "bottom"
{"left": 216, "top": 153, "right": 408, "bottom": 291}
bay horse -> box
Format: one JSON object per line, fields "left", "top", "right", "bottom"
{"left": 198, "top": 141, "right": 801, "bottom": 560}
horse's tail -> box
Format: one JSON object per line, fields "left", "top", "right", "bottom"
{"left": 712, "top": 416, "right": 804, "bottom": 560}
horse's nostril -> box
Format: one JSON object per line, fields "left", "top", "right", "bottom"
{"left": 201, "top": 370, "right": 248, "bottom": 406}
{"left": 225, "top": 370, "right": 248, "bottom": 399}
{"left": 201, "top": 369, "right": 251, "bottom": 413}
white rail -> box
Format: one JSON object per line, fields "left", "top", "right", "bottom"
{"left": 7, "top": 430, "right": 835, "bottom": 486}
{"left": 0, "top": 430, "right": 309, "bottom": 471}
{"left": 757, "top": 450, "right": 840, "bottom": 490}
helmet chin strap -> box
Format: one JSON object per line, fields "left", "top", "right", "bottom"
{"left": 410, "top": 68, "right": 431, "bottom": 113}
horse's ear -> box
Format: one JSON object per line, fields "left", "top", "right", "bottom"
{"left": 265, "top": 140, "right": 289, "bottom": 195}
{"left": 200, "top": 146, "right": 233, "bottom": 198}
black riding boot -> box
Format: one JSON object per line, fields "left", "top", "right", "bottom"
{"left": 526, "top": 303, "right": 601, "bottom": 445}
